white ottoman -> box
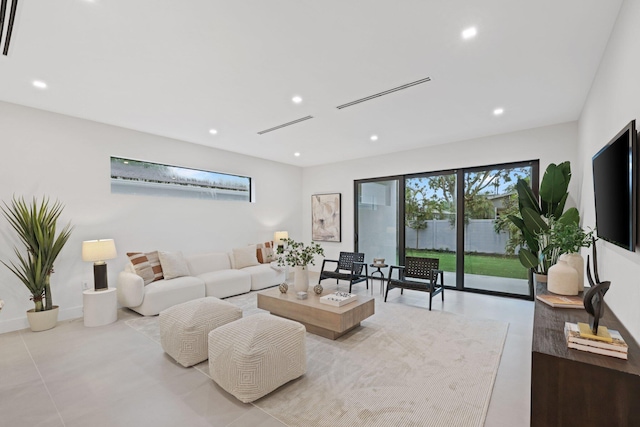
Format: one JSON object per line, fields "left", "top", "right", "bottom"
{"left": 208, "top": 313, "right": 306, "bottom": 403}
{"left": 160, "top": 297, "right": 242, "bottom": 367}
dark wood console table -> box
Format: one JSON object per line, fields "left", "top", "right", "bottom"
{"left": 531, "top": 284, "right": 640, "bottom": 426}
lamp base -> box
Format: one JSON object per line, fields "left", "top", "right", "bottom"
{"left": 94, "top": 263, "right": 108, "bottom": 291}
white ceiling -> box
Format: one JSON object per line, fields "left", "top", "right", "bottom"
{"left": 0, "top": 0, "right": 623, "bottom": 167}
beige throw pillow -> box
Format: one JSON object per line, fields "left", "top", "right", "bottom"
{"left": 233, "top": 245, "right": 260, "bottom": 269}
{"left": 158, "top": 251, "right": 190, "bottom": 280}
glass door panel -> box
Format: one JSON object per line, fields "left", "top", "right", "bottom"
{"left": 405, "top": 174, "right": 457, "bottom": 287}
{"left": 356, "top": 179, "right": 400, "bottom": 267}
{"left": 462, "top": 166, "right": 532, "bottom": 296}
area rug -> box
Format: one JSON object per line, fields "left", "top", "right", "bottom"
{"left": 126, "top": 292, "right": 508, "bottom": 427}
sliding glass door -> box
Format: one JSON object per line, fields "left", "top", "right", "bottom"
{"left": 355, "top": 160, "right": 538, "bottom": 300}
{"left": 405, "top": 172, "right": 457, "bottom": 289}
{"left": 355, "top": 179, "right": 400, "bottom": 266}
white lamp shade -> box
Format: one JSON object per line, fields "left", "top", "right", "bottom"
{"left": 82, "top": 239, "right": 117, "bottom": 262}
{"left": 274, "top": 231, "right": 288, "bottom": 246}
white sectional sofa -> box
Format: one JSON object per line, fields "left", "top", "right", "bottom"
{"left": 117, "top": 250, "right": 284, "bottom": 316}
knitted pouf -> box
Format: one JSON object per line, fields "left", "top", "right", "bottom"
{"left": 159, "top": 297, "right": 242, "bottom": 367}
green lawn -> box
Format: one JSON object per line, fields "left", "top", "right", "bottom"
{"left": 405, "top": 249, "right": 528, "bottom": 279}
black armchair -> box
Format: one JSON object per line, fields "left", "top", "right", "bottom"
{"left": 318, "top": 252, "right": 369, "bottom": 293}
{"left": 385, "top": 256, "right": 444, "bottom": 310}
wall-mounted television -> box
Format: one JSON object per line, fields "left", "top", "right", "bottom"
{"left": 592, "top": 120, "right": 637, "bottom": 251}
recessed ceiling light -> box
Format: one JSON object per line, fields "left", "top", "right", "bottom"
{"left": 292, "top": 96, "right": 303, "bottom": 104}
{"left": 209, "top": 129, "right": 218, "bottom": 135}
{"left": 493, "top": 108, "right": 504, "bottom": 116}
{"left": 32, "top": 80, "right": 47, "bottom": 89}
{"left": 462, "top": 27, "right": 477, "bottom": 40}
{"left": 370, "top": 135, "right": 378, "bottom": 141}
{"left": 294, "top": 152, "right": 301, "bottom": 157}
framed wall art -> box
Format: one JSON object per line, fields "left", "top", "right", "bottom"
{"left": 312, "top": 193, "right": 341, "bottom": 242}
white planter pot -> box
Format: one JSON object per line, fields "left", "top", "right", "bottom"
{"left": 293, "top": 265, "right": 309, "bottom": 293}
{"left": 26, "top": 306, "right": 59, "bottom": 332}
{"left": 547, "top": 260, "right": 579, "bottom": 295}
{"left": 559, "top": 253, "right": 584, "bottom": 293}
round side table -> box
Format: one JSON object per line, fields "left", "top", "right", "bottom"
{"left": 83, "top": 288, "right": 117, "bottom": 327}
{"left": 369, "top": 264, "right": 388, "bottom": 295}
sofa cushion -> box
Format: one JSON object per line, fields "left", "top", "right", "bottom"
{"left": 186, "top": 252, "right": 231, "bottom": 276}
{"left": 158, "top": 251, "right": 190, "bottom": 280}
{"left": 198, "top": 269, "right": 252, "bottom": 299}
{"left": 242, "top": 264, "right": 286, "bottom": 291}
{"left": 131, "top": 276, "right": 205, "bottom": 316}
{"left": 233, "top": 245, "right": 260, "bottom": 269}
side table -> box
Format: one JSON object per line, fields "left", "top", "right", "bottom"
{"left": 369, "top": 264, "right": 388, "bottom": 295}
{"left": 83, "top": 288, "right": 117, "bottom": 327}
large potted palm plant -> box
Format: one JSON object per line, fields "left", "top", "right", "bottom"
{"left": 2, "top": 196, "right": 73, "bottom": 331}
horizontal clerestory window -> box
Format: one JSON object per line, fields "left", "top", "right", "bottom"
{"left": 110, "top": 157, "right": 251, "bottom": 202}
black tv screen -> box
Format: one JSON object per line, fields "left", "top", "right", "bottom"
{"left": 592, "top": 120, "right": 636, "bottom": 251}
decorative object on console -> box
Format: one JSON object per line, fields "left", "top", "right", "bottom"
{"left": 83, "top": 239, "right": 117, "bottom": 291}
{"left": 373, "top": 258, "right": 385, "bottom": 266}
{"left": 547, "top": 258, "right": 579, "bottom": 295}
{"left": 1, "top": 196, "right": 73, "bottom": 332}
{"left": 549, "top": 221, "right": 594, "bottom": 292}
{"left": 584, "top": 237, "right": 610, "bottom": 335}
{"left": 276, "top": 238, "right": 324, "bottom": 293}
{"left": 313, "top": 284, "right": 323, "bottom": 295}
{"left": 536, "top": 293, "right": 584, "bottom": 309}
{"left": 312, "top": 193, "right": 341, "bottom": 242}
{"left": 279, "top": 283, "right": 288, "bottom": 293}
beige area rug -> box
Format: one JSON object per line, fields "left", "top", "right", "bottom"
{"left": 126, "top": 291, "right": 508, "bottom": 427}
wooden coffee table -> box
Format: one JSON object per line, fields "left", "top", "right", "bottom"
{"left": 257, "top": 287, "right": 375, "bottom": 340}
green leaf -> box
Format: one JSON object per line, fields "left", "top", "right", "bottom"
{"left": 540, "top": 163, "right": 571, "bottom": 207}
{"left": 553, "top": 193, "right": 569, "bottom": 219}
{"left": 516, "top": 179, "right": 541, "bottom": 215}
{"left": 518, "top": 249, "right": 539, "bottom": 269}
{"left": 558, "top": 207, "right": 580, "bottom": 225}
{"left": 522, "top": 207, "right": 549, "bottom": 235}
{"left": 507, "top": 214, "right": 525, "bottom": 233}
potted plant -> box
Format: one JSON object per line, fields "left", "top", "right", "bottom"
{"left": 2, "top": 196, "right": 73, "bottom": 331}
{"left": 277, "top": 238, "right": 324, "bottom": 292}
{"left": 549, "top": 221, "right": 594, "bottom": 292}
{"left": 508, "top": 162, "right": 580, "bottom": 283}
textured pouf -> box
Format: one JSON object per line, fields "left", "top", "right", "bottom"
{"left": 208, "top": 313, "right": 306, "bottom": 403}
{"left": 160, "top": 297, "right": 242, "bottom": 367}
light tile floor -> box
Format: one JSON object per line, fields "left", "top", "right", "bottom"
{"left": 0, "top": 278, "right": 533, "bottom": 427}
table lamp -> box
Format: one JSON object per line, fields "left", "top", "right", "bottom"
{"left": 274, "top": 231, "right": 288, "bottom": 249}
{"left": 82, "top": 239, "right": 117, "bottom": 291}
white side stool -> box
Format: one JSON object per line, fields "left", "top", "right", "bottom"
{"left": 83, "top": 288, "right": 118, "bottom": 327}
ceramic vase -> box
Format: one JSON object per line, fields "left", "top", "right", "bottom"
{"left": 547, "top": 259, "right": 579, "bottom": 295}
{"left": 293, "top": 265, "right": 309, "bottom": 293}
{"left": 559, "top": 253, "right": 584, "bottom": 293}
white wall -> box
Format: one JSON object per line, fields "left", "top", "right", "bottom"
{"left": 0, "top": 101, "right": 302, "bottom": 333}
{"left": 578, "top": 0, "right": 640, "bottom": 342}
{"left": 303, "top": 121, "right": 579, "bottom": 268}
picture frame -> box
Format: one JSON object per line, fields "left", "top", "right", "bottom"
{"left": 312, "top": 193, "right": 341, "bottom": 242}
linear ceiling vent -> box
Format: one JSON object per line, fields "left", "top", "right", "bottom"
{"left": 0, "top": 0, "right": 20, "bottom": 56}
{"left": 336, "top": 77, "right": 431, "bottom": 110}
{"left": 257, "top": 115, "right": 314, "bottom": 135}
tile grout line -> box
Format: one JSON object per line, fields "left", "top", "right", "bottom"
{"left": 20, "top": 331, "right": 67, "bottom": 427}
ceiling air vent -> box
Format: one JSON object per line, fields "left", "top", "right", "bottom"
{"left": 257, "top": 115, "right": 314, "bottom": 135}
{"left": 0, "top": 0, "right": 19, "bottom": 56}
{"left": 336, "top": 77, "right": 431, "bottom": 109}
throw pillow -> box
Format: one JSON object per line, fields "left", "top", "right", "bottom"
{"left": 158, "top": 251, "right": 190, "bottom": 280}
{"left": 256, "top": 241, "right": 275, "bottom": 264}
{"left": 233, "top": 245, "right": 260, "bottom": 269}
{"left": 127, "top": 252, "right": 161, "bottom": 285}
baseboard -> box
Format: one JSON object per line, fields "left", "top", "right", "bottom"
{"left": 0, "top": 305, "right": 83, "bottom": 334}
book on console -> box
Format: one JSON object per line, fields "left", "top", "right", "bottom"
{"left": 567, "top": 341, "right": 628, "bottom": 360}
{"left": 564, "top": 322, "right": 628, "bottom": 355}
{"left": 536, "top": 293, "right": 584, "bottom": 309}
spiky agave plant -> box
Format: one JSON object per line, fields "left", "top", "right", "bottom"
{"left": 1, "top": 196, "right": 73, "bottom": 311}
